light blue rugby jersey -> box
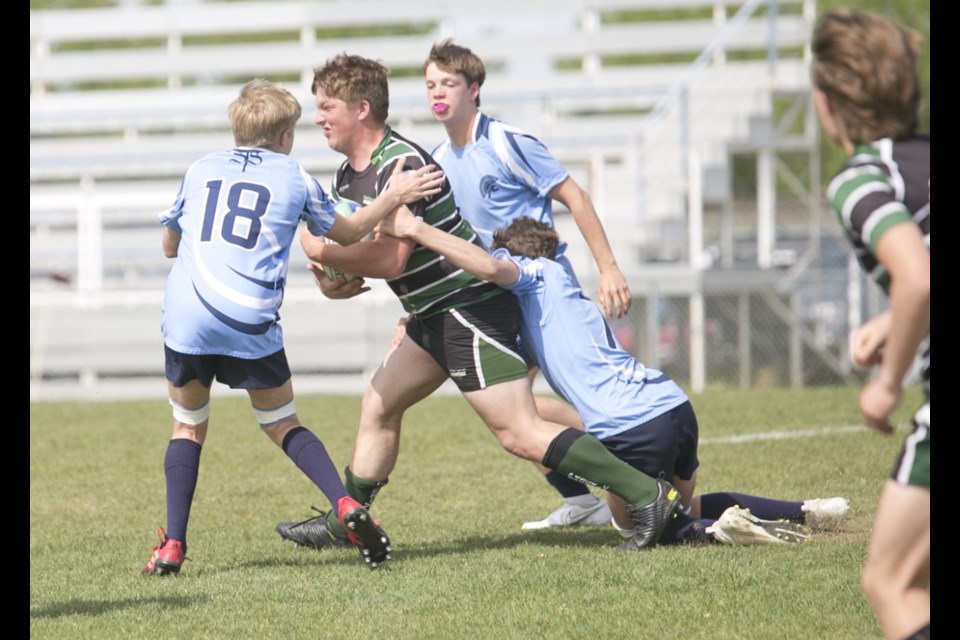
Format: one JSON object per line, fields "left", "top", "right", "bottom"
{"left": 158, "top": 147, "right": 336, "bottom": 358}
{"left": 494, "top": 248, "right": 688, "bottom": 440}
{"left": 431, "top": 113, "right": 570, "bottom": 257}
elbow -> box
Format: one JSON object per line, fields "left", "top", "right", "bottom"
{"left": 478, "top": 264, "right": 501, "bottom": 282}
{"left": 381, "top": 260, "right": 408, "bottom": 279}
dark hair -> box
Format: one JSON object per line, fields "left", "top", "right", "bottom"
{"left": 491, "top": 217, "right": 559, "bottom": 260}
{"left": 423, "top": 38, "right": 486, "bottom": 107}
{"left": 811, "top": 9, "right": 922, "bottom": 142}
{"left": 312, "top": 53, "right": 390, "bottom": 124}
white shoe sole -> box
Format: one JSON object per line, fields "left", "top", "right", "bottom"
{"left": 706, "top": 506, "right": 811, "bottom": 545}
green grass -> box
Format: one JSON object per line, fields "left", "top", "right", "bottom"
{"left": 30, "top": 385, "right": 920, "bottom": 639}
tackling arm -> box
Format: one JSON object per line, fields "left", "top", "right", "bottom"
{"left": 324, "top": 163, "right": 443, "bottom": 245}
{"left": 380, "top": 208, "right": 519, "bottom": 286}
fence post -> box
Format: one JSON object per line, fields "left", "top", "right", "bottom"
{"left": 77, "top": 176, "right": 103, "bottom": 303}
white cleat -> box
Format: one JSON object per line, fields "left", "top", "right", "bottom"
{"left": 801, "top": 497, "right": 850, "bottom": 530}
{"left": 521, "top": 499, "right": 612, "bottom": 530}
{"left": 706, "top": 506, "right": 812, "bottom": 545}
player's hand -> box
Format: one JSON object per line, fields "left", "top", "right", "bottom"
{"left": 849, "top": 313, "right": 891, "bottom": 369}
{"left": 389, "top": 316, "right": 410, "bottom": 349}
{"left": 597, "top": 269, "right": 632, "bottom": 319}
{"left": 380, "top": 207, "right": 419, "bottom": 239}
{"left": 858, "top": 378, "right": 900, "bottom": 435}
{"left": 385, "top": 161, "right": 445, "bottom": 205}
{"left": 306, "top": 262, "right": 370, "bottom": 299}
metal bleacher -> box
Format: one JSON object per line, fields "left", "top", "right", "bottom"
{"left": 30, "top": 0, "right": 822, "bottom": 399}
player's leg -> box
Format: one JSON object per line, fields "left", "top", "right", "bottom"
{"left": 463, "top": 379, "right": 679, "bottom": 549}
{"left": 275, "top": 333, "right": 445, "bottom": 550}
{"left": 443, "top": 296, "right": 678, "bottom": 548}
{"left": 142, "top": 348, "right": 215, "bottom": 576}
{"left": 522, "top": 394, "right": 610, "bottom": 530}
{"left": 347, "top": 332, "right": 448, "bottom": 502}
{"left": 243, "top": 350, "right": 392, "bottom": 568}
{"left": 861, "top": 481, "right": 930, "bottom": 640}
{"left": 861, "top": 407, "right": 930, "bottom": 640}
{"left": 594, "top": 402, "right": 697, "bottom": 543}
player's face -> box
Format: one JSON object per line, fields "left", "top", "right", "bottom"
{"left": 424, "top": 62, "right": 475, "bottom": 126}
{"left": 313, "top": 91, "right": 358, "bottom": 154}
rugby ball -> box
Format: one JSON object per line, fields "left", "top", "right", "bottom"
{"left": 322, "top": 199, "right": 363, "bottom": 282}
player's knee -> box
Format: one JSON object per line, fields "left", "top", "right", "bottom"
{"left": 169, "top": 398, "right": 210, "bottom": 426}
{"left": 253, "top": 399, "right": 297, "bottom": 429}
{"left": 860, "top": 562, "right": 887, "bottom": 604}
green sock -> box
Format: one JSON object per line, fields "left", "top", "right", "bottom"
{"left": 324, "top": 467, "right": 390, "bottom": 535}
{"left": 544, "top": 429, "right": 658, "bottom": 506}
{"left": 344, "top": 466, "right": 389, "bottom": 508}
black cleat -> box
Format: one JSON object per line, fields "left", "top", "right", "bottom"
{"left": 276, "top": 506, "right": 348, "bottom": 550}
{"left": 336, "top": 496, "right": 392, "bottom": 569}
{"left": 617, "top": 478, "right": 683, "bottom": 551}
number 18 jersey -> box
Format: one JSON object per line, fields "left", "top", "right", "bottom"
{"left": 158, "top": 147, "right": 336, "bottom": 359}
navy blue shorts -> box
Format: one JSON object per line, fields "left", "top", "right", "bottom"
{"left": 164, "top": 345, "right": 291, "bottom": 390}
{"left": 600, "top": 400, "right": 700, "bottom": 482}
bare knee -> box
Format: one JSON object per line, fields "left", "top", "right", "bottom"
{"left": 860, "top": 561, "right": 888, "bottom": 608}
{"left": 262, "top": 416, "right": 302, "bottom": 448}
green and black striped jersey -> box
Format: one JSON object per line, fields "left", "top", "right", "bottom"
{"left": 331, "top": 126, "right": 506, "bottom": 318}
{"left": 826, "top": 136, "right": 930, "bottom": 293}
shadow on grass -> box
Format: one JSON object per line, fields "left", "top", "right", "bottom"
{"left": 238, "top": 527, "right": 625, "bottom": 571}
{"left": 30, "top": 594, "right": 202, "bottom": 619}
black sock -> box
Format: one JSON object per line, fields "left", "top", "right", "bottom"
{"left": 700, "top": 492, "right": 803, "bottom": 522}
{"left": 658, "top": 511, "right": 714, "bottom": 545}
{"left": 902, "top": 622, "right": 930, "bottom": 640}
{"left": 281, "top": 426, "right": 347, "bottom": 507}
{"left": 164, "top": 439, "right": 201, "bottom": 550}
{"left": 544, "top": 470, "right": 593, "bottom": 499}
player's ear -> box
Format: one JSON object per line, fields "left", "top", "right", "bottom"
{"left": 356, "top": 99, "right": 372, "bottom": 121}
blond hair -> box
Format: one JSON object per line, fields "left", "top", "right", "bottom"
{"left": 227, "top": 79, "right": 302, "bottom": 147}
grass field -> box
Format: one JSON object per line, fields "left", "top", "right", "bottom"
{"left": 30, "top": 385, "right": 920, "bottom": 639}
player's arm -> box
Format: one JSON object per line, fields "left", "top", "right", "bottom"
{"left": 548, "top": 177, "right": 631, "bottom": 318}
{"left": 305, "top": 264, "right": 370, "bottom": 299}
{"left": 381, "top": 208, "right": 519, "bottom": 286}
{"left": 858, "top": 222, "right": 929, "bottom": 433}
{"left": 301, "top": 226, "right": 414, "bottom": 279}
{"left": 161, "top": 227, "right": 181, "bottom": 258}
{"left": 324, "top": 163, "right": 443, "bottom": 245}
{"left": 873, "top": 222, "right": 929, "bottom": 387}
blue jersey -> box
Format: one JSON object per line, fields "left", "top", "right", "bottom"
{"left": 158, "top": 147, "right": 336, "bottom": 358}
{"left": 495, "top": 248, "right": 688, "bottom": 440}
{"left": 431, "top": 113, "right": 569, "bottom": 258}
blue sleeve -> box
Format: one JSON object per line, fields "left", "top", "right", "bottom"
{"left": 299, "top": 165, "right": 336, "bottom": 237}
{"left": 488, "top": 121, "right": 568, "bottom": 197}
{"left": 492, "top": 248, "right": 538, "bottom": 292}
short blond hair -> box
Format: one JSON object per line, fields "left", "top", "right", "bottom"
{"left": 228, "top": 79, "right": 302, "bottom": 147}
